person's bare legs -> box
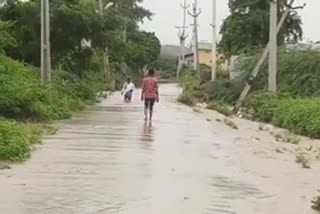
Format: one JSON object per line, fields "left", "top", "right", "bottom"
{"left": 144, "top": 100, "right": 148, "bottom": 120}
{"left": 149, "top": 110, "right": 153, "bottom": 121}
{"left": 144, "top": 108, "right": 148, "bottom": 120}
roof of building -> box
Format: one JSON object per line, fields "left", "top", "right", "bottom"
{"left": 198, "top": 42, "right": 212, "bottom": 50}
{"left": 160, "top": 45, "right": 192, "bottom": 59}
{"left": 286, "top": 42, "right": 320, "bottom": 51}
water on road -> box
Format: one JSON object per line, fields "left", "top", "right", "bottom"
{"left": 0, "top": 84, "right": 319, "bottom": 214}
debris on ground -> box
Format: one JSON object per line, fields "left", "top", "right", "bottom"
{"left": 312, "top": 190, "right": 320, "bottom": 212}
{"left": 192, "top": 107, "right": 201, "bottom": 113}
{"left": 0, "top": 164, "right": 11, "bottom": 170}
{"left": 97, "top": 91, "right": 109, "bottom": 100}
{"left": 307, "top": 146, "right": 313, "bottom": 151}
{"left": 224, "top": 118, "right": 238, "bottom": 130}
{"left": 296, "top": 153, "right": 311, "bottom": 169}
{"left": 236, "top": 107, "right": 253, "bottom": 120}
{"left": 276, "top": 148, "right": 284, "bottom": 154}
{"left": 251, "top": 137, "right": 261, "bottom": 141}
{"left": 271, "top": 131, "right": 300, "bottom": 145}
{"left": 258, "top": 123, "right": 274, "bottom": 132}
{"left": 196, "top": 103, "right": 208, "bottom": 109}
{"left": 43, "top": 124, "right": 59, "bottom": 135}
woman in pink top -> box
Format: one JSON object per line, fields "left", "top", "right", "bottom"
{"left": 141, "top": 68, "right": 159, "bottom": 121}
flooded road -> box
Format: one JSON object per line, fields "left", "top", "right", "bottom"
{"left": 0, "top": 84, "right": 319, "bottom": 214}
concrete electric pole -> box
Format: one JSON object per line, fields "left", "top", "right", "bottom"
{"left": 188, "top": 0, "right": 201, "bottom": 80}
{"left": 40, "top": 0, "right": 51, "bottom": 83}
{"left": 176, "top": 0, "right": 189, "bottom": 79}
{"left": 268, "top": 0, "right": 278, "bottom": 92}
{"left": 99, "top": 0, "right": 106, "bottom": 81}
{"left": 98, "top": 1, "right": 114, "bottom": 82}
{"left": 211, "top": 0, "right": 217, "bottom": 82}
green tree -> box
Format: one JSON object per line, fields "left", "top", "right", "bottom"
{"left": 125, "top": 31, "right": 161, "bottom": 70}
{"left": 220, "top": 0, "right": 303, "bottom": 55}
{"left": 0, "top": 20, "right": 16, "bottom": 53}
{"left": 0, "top": 0, "right": 160, "bottom": 83}
{"left": 150, "top": 57, "right": 177, "bottom": 79}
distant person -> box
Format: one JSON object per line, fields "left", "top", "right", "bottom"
{"left": 121, "top": 77, "right": 135, "bottom": 102}
{"left": 141, "top": 68, "right": 159, "bottom": 121}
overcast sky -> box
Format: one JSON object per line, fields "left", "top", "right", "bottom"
{"left": 141, "top": 0, "right": 319, "bottom": 45}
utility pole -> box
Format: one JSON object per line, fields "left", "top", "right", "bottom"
{"left": 188, "top": 0, "right": 201, "bottom": 80}
{"left": 40, "top": 0, "right": 51, "bottom": 83}
{"left": 98, "top": 0, "right": 108, "bottom": 82}
{"left": 176, "top": 0, "right": 189, "bottom": 79}
{"left": 121, "top": 27, "right": 127, "bottom": 77}
{"left": 211, "top": 0, "right": 217, "bottom": 82}
{"left": 121, "top": 17, "right": 128, "bottom": 77}
{"left": 98, "top": 0, "right": 103, "bottom": 15}
{"left": 268, "top": 0, "right": 278, "bottom": 92}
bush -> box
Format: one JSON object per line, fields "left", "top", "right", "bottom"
{"left": 206, "top": 78, "right": 244, "bottom": 105}
{"left": 178, "top": 68, "right": 198, "bottom": 106}
{"left": 150, "top": 57, "right": 177, "bottom": 79}
{"left": 238, "top": 50, "right": 320, "bottom": 97}
{"left": 0, "top": 54, "right": 68, "bottom": 120}
{"left": 206, "top": 50, "right": 320, "bottom": 107}
{"left": 0, "top": 54, "right": 107, "bottom": 121}
{"left": 200, "top": 64, "right": 229, "bottom": 84}
{"left": 180, "top": 68, "right": 199, "bottom": 92}
{"left": 0, "top": 120, "right": 44, "bottom": 161}
{"left": 207, "top": 101, "right": 232, "bottom": 116}
{"left": 273, "top": 98, "right": 320, "bottom": 138}
{"left": 245, "top": 92, "right": 320, "bottom": 138}
{"left": 178, "top": 91, "right": 195, "bottom": 106}
{"left": 244, "top": 92, "right": 291, "bottom": 122}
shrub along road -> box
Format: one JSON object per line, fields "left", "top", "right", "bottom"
{"left": 0, "top": 84, "right": 319, "bottom": 214}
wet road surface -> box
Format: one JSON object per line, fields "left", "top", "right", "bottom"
{"left": 0, "top": 84, "right": 318, "bottom": 214}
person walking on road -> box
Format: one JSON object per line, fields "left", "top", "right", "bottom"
{"left": 121, "top": 77, "right": 135, "bottom": 102}
{"left": 141, "top": 68, "right": 159, "bottom": 121}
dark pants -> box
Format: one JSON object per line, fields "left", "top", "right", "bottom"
{"left": 144, "top": 98, "right": 156, "bottom": 111}
{"left": 124, "top": 90, "right": 133, "bottom": 101}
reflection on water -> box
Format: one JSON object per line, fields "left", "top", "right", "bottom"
{"left": 140, "top": 121, "right": 153, "bottom": 151}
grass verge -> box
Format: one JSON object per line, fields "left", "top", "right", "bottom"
{"left": 244, "top": 93, "right": 320, "bottom": 139}
{"left": 0, "top": 120, "right": 44, "bottom": 161}
{"left": 207, "top": 101, "right": 232, "bottom": 116}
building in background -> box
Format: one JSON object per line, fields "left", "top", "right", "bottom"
{"left": 184, "top": 42, "right": 229, "bottom": 73}
{"left": 286, "top": 42, "right": 320, "bottom": 52}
